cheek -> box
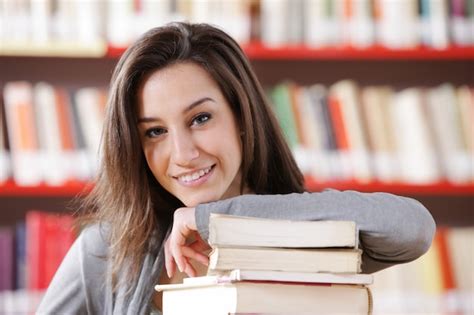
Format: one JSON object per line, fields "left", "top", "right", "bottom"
{"left": 221, "top": 130, "right": 243, "bottom": 168}
{"left": 143, "top": 145, "right": 168, "bottom": 180}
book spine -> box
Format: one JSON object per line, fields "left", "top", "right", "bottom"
{"left": 3, "top": 82, "right": 43, "bottom": 186}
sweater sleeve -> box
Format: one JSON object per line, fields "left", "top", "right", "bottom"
{"left": 195, "top": 190, "right": 436, "bottom": 274}
{"left": 36, "top": 224, "right": 109, "bottom": 315}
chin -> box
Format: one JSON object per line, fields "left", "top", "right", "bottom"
{"left": 180, "top": 192, "right": 222, "bottom": 208}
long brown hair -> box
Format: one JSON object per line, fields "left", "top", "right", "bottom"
{"left": 81, "top": 22, "right": 304, "bottom": 288}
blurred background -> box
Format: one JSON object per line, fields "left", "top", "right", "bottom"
{"left": 0, "top": 0, "right": 473, "bottom": 314}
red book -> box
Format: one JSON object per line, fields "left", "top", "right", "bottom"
{"left": 26, "top": 211, "right": 47, "bottom": 290}
{"left": 328, "top": 96, "right": 350, "bottom": 151}
{"left": 436, "top": 228, "right": 456, "bottom": 291}
{"left": 26, "top": 211, "right": 76, "bottom": 290}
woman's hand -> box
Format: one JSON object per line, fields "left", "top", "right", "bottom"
{"left": 164, "top": 207, "right": 210, "bottom": 278}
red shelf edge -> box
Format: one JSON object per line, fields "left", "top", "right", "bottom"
{"left": 107, "top": 44, "right": 474, "bottom": 60}
{"left": 1, "top": 179, "right": 473, "bottom": 197}
{"left": 0, "top": 180, "right": 93, "bottom": 197}
{"left": 304, "top": 177, "right": 474, "bottom": 196}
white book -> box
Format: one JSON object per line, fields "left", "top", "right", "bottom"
{"left": 303, "top": 0, "right": 331, "bottom": 47}
{"left": 378, "top": 0, "right": 419, "bottom": 48}
{"left": 455, "top": 86, "right": 474, "bottom": 181}
{"left": 287, "top": 0, "right": 304, "bottom": 45}
{"left": 106, "top": 0, "right": 134, "bottom": 47}
{"left": 208, "top": 214, "right": 358, "bottom": 249}
{"left": 50, "top": 0, "right": 74, "bottom": 43}
{"left": 156, "top": 279, "right": 372, "bottom": 315}
{"left": 33, "top": 82, "right": 66, "bottom": 185}
{"left": 260, "top": 0, "right": 288, "bottom": 47}
{"left": 75, "top": 0, "right": 105, "bottom": 45}
{"left": 456, "top": 86, "right": 474, "bottom": 156}
{"left": 30, "top": 0, "right": 51, "bottom": 43}
{"left": 208, "top": 246, "right": 362, "bottom": 274}
{"left": 361, "top": 86, "right": 397, "bottom": 182}
{"left": 427, "top": 0, "right": 449, "bottom": 49}
{"left": 74, "top": 88, "right": 105, "bottom": 175}
{"left": 426, "top": 84, "right": 471, "bottom": 183}
{"left": 2, "top": 0, "right": 30, "bottom": 43}
{"left": 390, "top": 88, "right": 439, "bottom": 183}
{"left": 190, "top": 0, "right": 249, "bottom": 45}
{"left": 347, "top": 0, "right": 375, "bottom": 48}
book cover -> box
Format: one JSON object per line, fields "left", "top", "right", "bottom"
{"left": 208, "top": 246, "right": 362, "bottom": 274}
{"left": 157, "top": 280, "right": 372, "bottom": 315}
{"left": 208, "top": 213, "right": 358, "bottom": 248}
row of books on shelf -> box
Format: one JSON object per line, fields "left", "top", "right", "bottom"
{"left": 371, "top": 226, "right": 473, "bottom": 314}
{"left": 271, "top": 81, "right": 474, "bottom": 185}
{"left": 0, "top": 82, "right": 107, "bottom": 186}
{"left": 1, "top": 0, "right": 473, "bottom": 55}
{"left": 0, "top": 80, "right": 472, "bottom": 187}
{"left": 0, "top": 210, "right": 76, "bottom": 314}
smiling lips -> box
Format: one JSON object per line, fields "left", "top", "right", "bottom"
{"left": 176, "top": 165, "right": 214, "bottom": 185}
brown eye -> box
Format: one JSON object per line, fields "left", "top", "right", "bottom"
{"left": 191, "top": 113, "right": 211, "bottom": 126}
{"left": 145, "top": 127, "right": 167, "bottom": 138}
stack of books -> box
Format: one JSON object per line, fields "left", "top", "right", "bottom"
{"left": 155, "top": 214, "right": 373, "bottom": 314}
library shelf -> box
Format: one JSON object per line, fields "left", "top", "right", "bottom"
{"left": 304, "top": 178, "right": 474, "bottom": 196}
{"left": 0, "top": 180, "right": 92, "bottom": 197}
{"left": 107, "top": 43, "right": 474, "bottom": 60}
{"left": 1, "top": 179, "right": 473, "bottom": 197}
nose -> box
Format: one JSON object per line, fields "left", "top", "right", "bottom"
{"left": 170, "top": 131, "right": 200, "bottom": 166}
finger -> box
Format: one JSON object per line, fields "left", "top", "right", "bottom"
{"left": 181, "top": 246, "right": 209, "bottom": 266}
{"left": 170, "top": 241, "right": 186, "bottom": 273}
{"left": 183, "top": 261, "right": 197, "bottom": 278}
{"left": 164, "top": 240, "right": 176, "bottom": 278}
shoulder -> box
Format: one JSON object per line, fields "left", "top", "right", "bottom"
{"left": 77, "top": 223, "right": 110, "bottom": 257}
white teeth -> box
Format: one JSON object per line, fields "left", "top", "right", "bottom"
{"left": 178, "top": 166, "right": 212, "bottom": 183}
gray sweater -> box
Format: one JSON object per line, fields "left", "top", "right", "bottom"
{"left": 37, "top": 190, "right": 436, "bottom": 315}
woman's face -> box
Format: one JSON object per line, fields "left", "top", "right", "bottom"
{"left": 137, "top": 62, "right": 244, "bottom": 207}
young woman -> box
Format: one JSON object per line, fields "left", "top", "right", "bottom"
{"left": 38, "top": 22, "right": 435, "bottom": 314}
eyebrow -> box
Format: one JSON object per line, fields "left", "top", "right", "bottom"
{"left": 137, "top": 97, "right": 215, "bottom": 124}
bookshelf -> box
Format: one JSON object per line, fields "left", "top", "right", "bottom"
{"left": 1, "top": 44, "right": 473, "bottom": 223}
{"left": 1, "top": 1, "right": 473, "bottom": 313}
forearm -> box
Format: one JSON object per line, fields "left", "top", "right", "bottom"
{"left": 195, "top": 190, "right": 436, "bottom": 273}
